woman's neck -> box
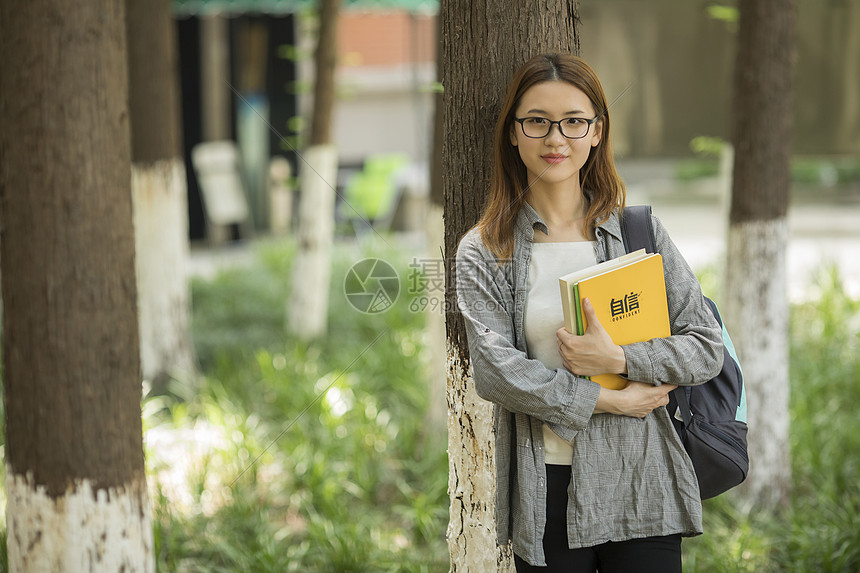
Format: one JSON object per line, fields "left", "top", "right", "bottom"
{"left": 526, "top": 181, "right": 590, "bottom": 241}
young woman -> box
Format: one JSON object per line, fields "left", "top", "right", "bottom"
{"left": 455, "top": 54, "right": 724, "bottom": 572}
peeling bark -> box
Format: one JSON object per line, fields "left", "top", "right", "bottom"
{"left": 447, "top": 346, "right": 514, "bottom": 571}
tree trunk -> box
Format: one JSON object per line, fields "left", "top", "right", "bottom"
{"left": 833, "top": 0, "right": 860, "bottom": 151}
{"left": 288, "top": 143, "right": 338, "bottom": 339}
{"left": 200, "top": 14, "right": 231, "bottom": 142}
{"left": 441, "top": 1, "right": 580, "bottom": 569}
{"left": 309, "top": 0, "right": 341, "bottom": 148}
{"left": 127, "top": 0, "right": 197, "bottom": 389}
{"left": 725, "top": 0, "right": 796, "bottom": 510}
{"left": 288, "top": 0, "right": 341, "bottom": 340}
{"left": 0, "top": 0, "right": 153, "bottom": 570}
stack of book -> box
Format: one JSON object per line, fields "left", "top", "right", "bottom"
{"left": 558, "top": 249, "right": 671, "bottom": 390}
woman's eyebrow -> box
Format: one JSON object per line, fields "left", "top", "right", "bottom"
{"left": 524, "top": 108, "right": 588, "bottom": 115}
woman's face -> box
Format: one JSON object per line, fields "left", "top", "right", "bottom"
{"left": 510, "top": 80, "right": 602, "bottom": 190}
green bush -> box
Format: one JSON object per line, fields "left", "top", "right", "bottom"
{"left": 682, "top": 266, "right": 860, "bottom": 572}
{"left": 675, "top": 154, "right": 860, "bottom": 185}
{"left": 149, "top": 237, "right": 449, "bottom": 571}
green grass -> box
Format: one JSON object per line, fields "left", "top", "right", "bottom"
{"left": 682, "top": 266, "right": 860, "bottom": 572}
{"left": 1, "top": 239, "right": 859, "bottom": 572}
{"left": 147, "top": 236, "right": 449, "bottom": 571}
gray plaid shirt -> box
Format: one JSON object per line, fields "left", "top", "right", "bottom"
{"left": 455, "top": 203, "right": 724, "bottom": 566}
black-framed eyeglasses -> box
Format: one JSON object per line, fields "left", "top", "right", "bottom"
{"left": 514, "top": 115, "right": 602, "bottom": 140}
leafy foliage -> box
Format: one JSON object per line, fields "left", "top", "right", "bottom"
{"left": 682, "top": 265, "right": 860, "bottom": 572}
{"left": 148, "top": 237, "right": 449, "bottom": 571}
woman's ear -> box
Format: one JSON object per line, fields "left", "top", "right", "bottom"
{"left": 590, "top": 118, "right": 603, "bottom": 148}
{"left": 510, "top": 123, "right": 518, "bottom": 147}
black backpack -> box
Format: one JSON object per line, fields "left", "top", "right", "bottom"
{"left": 620, "top": 205, "right": 749, "bottom": 499}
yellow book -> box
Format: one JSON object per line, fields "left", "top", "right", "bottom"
{"left": 558, "top": 249, "right": 670, "bottom": 390}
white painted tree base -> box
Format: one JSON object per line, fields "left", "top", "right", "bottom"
{"left": 725, "top": 217, "right": 791, "bottom": 507}
{"left": 132, "top": 159, "right": 196, "bottom": 383}
{"left": 6, "top": 472, "right": 154, "bottom": 572}
{"left": 288, "top": 144, "right": 337, "bottom": 340}
{"left": 447, "top": 345, "right": 515, "bottom": 572}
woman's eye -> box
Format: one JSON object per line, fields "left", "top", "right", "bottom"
{"left": 565, "top": 118, "right": 586, "bottom": 126}
{"left": 527, "top": 117, "right": 548, "bottom": 125}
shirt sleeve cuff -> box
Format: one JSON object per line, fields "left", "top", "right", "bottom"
{"left": 549, "top": 374, "right": 602, "bottom": 441}
{"left": 622, "top": 343, "right": 657, "bottom": 384}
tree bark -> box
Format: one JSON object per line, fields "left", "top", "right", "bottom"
{"left": 0, "top": 0, "right": 153, "bottom": 570}
{"left": 288, "top": 0, "right": 341, "bottom": 340}
{"left": 441, "top": 1, "right": 580, "bottom": 569}
{"left": 200, "top": 14, "right": 231, "bottom": 142}
{"left": 309, "top": 0, "right": 341, "bottom": 147}
{"left": 726, "top": 0, "right": 797, "bottom": 509}
{"left": 833, "top": 0, "right": 860, "bottom": 151}
{"left": 127, "top": 0, "right": 197, "bottom": 389}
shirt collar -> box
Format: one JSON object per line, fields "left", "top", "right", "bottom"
{"left": 596, "top": 208, "right": 624, "bottom": 242}
{"left": 514, "top": 195, "right": 625, "bottom": 242}
{"left": 515, "top": 200, "right": 548, "bottom": 239}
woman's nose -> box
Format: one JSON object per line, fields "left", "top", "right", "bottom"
{"left": 545, "top": 123, "right": 566, "bottom": 144}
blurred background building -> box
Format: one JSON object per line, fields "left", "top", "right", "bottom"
{"left": 171, "top": 0, "right": 859, "bottom": 240}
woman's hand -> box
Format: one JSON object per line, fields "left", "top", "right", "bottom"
{"left": 557, "top": 297, "right": 675, "bottom": 418}
{"left": 556, "top": 297, "right": 627, "bottom": 377}
{"left": 595, "top": 381, "right": 677, "bottom": 418}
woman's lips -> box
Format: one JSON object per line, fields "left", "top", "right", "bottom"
{"left": 542, "top": 154, "right": 567, "bottom": 165}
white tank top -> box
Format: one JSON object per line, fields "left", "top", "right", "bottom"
{"left": 524, "top": 241, "right": 597, "bottom": 465}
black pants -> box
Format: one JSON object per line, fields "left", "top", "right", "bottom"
{"left": 514, "top": 465, "right": 682, "bottom": 573}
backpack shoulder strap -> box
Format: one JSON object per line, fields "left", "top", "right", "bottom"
{"left": 620, "top": 205, "right": 690, "bottom": 422}
{"left": 620, "top": 205, "right": 657, "bottom": 254}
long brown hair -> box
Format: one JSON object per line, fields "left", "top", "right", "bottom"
{"left": 475, "top": 54, "right": 626, "bottom": 259}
